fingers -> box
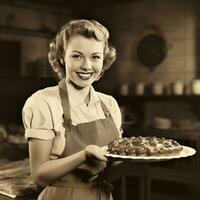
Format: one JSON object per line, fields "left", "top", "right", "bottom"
{"left": 94, "top": 152, "right": 108, "bottom": 162}
{"left": 92, "top": 160, "right": 107, "bottom": 169}
{"left": 84, "top": 145, "right": 108, "bottom": 162}
{"left": 101, "top": 147, "right": 108, "bottom": 155}
{"left": 79, "top": 161, "right": 107, "bottom": 176}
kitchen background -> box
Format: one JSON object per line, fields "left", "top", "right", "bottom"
{"left": 0, "top": 0, "right": 200, "bottom": 200}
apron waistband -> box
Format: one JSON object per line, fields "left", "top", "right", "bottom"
{"left": 51, "top": 180, "right": 96, "bottom": 188}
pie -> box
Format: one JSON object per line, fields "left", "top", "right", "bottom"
{"left": 108, "top": 136, "right": 183, "bottom": 156}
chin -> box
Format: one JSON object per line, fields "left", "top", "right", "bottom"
{"left": 72, "top": 80, "right": 92, "bottom": 89}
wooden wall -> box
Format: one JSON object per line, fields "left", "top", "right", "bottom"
{"left": 88, "top": 0, "right": 200, "bottom": 94}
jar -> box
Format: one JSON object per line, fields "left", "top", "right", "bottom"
{"left": 119, "top": 83, "right": 129, "bottom": 96}
{"left": 135, "top": 82, "right": 145, "bottom": 95}
{"left": 152, "top": 81, "right": 163, "bottom": 95}
{"left": 192, "top": 79, "right": 200, "bottom": 95}
{"left": 173, "top": 80, "right": 184, "bottom": 95}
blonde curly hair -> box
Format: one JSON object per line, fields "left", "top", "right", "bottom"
{"left": 48, "top": 19, "right": 116, "bottom": 80}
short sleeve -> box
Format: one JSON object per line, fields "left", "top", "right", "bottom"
{"left": 108, "top": 96, "right": 124, "bottom": 138}
{"left": 22, "top": 95, "right": 55, "bottom": 140}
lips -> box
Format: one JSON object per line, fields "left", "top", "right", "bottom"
{"left": 76, "top": 72, "right": 93, "bottom": 80}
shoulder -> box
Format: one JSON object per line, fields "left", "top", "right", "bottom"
{"left": 23, "top": 85, "right": 60, "bottom": 109}
{"left": 96, "top": 91, "right": 118, "bottom": 108}
{"left": 31, "top": 85, "right": 59, "bottom": 100}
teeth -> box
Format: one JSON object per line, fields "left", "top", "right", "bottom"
{"left": 77, "top": 72, "right": 92, "bottom": 80}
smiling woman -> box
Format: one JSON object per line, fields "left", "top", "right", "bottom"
{"left": 22, "top": 19, "right": 122, "bottom": 200}
{"left": 63, "top": 35, "right": 104, "bottom": 89}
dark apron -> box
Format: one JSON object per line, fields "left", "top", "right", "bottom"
{"left": 38, "top": 79, "right": 119, "bottom": 200}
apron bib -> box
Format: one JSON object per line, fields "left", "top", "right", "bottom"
{"left": 38, "top": 79, "right": 119, "bottom": 200}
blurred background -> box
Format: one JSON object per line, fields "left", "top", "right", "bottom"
{"left": 0, "top": 0, "right": 200, "bottom": 200}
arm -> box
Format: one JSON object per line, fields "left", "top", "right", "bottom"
{"left": 29, "top": 139, "right": 107, "bottom": 187}
{"left": 23, "top": 95, "right": 108, "bottom": 186}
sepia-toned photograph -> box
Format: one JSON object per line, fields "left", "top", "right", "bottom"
{"left": 0, "top": 0, "right": 199, "bottom": 199}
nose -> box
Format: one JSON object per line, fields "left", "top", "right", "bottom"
{"left": 81, "top": 57, "right": 93, "bottom": 71}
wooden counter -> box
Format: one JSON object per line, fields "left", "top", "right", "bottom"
{"left": 108, "top": 158, "right": 200, "bottom": 200}
{"left": 1, "top": 140, "right": 199, "bottom": 200}
{"left": 0, "top": 194, "right": 37, "bottom": 200}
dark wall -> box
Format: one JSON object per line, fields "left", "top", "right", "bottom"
{"left": 0, "top": 77, "right": 57, "bottom": 125}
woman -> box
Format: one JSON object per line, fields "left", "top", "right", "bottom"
{"left": 22, "top": 19, "right": 123, "bottom": 200}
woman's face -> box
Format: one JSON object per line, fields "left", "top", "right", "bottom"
{"left": 64, "top": 35, "right": 104, "bottom": 88}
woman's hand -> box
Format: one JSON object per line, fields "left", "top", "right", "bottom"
{"left": 76, "top": 145, "right": 108, "bottom": 179}
{"left": 84, "top": 145, "right": 107, "bottom": 162}
{"left": 79, "top": 160, "right": 107, "bottom": 176}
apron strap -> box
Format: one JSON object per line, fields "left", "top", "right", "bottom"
{"left": 100, "top": 97, "right": 120, "bottom": 137}
{"left": 99, "top": 98, "right": 112, "bottom": 119}
{"left": 58, "top": 79, "right": 116, "bottom": 132}
{"left": 58, "top": 79, "right": 72, "bottom": 131}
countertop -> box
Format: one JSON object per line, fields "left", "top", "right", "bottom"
{"left": 0, "top": 194, "right": 37, "bottom": 200}
{"left": 0, "top": 141, "right": 38, "bottom": 200}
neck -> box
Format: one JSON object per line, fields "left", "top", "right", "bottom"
{"left": 66, "top": 79, "right": 91, "bottom": 105}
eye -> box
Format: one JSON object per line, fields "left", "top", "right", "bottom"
{"left": 72, "top": 54, "right": 82, "bottom": 59}
{"left": 92, "top": 55, "right": 101, "bottom": 60}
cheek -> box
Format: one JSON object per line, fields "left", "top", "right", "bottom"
{"left": 93, "top": 61, "right": 103, "bottom": 72}
{"left": 65, "top": 61, "right": 81, "bottom": 72}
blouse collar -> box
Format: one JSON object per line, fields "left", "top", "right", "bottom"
{"left": 65, "top": 79, "right": 101, "bottom": 106}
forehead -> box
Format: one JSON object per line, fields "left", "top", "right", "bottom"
{"left": 66, "top": 35, "right": 104, "bottom": 53}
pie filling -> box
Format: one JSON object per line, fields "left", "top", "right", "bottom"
{"left": 108, "top": 136, "right": 183, "bottom": 156}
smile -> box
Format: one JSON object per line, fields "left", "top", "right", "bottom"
{"left": 76, "top": 72, "right": 93, "bottom": 80}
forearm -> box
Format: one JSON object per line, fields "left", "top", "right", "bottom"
{"left": 33, "top": 150, "right": 86, "bottom": 187}
{"left": 30, "top": 141, "right": 106, "bottom": 187}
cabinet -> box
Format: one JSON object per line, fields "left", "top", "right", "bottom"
{"left": 111, "top": 95, "right": 200, "bottom": 200}
{"left": 0, "top": 25, "right": 54, "bottom": 38}
{"left": 111, "top": 136, "right": 200, "bottom": 200}
{"left": 115, "top": 94, "right": 200, "bottom": 133}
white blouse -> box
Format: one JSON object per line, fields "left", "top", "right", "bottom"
{"left": 22, "top": 81, "right": 123, "bottom": 158}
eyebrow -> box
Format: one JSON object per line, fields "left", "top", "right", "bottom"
{"left": 72, "top": 50, "right": 83, "bottom": 54}
{"left": 72, "top": 50, "right": 102, "bottom": 55}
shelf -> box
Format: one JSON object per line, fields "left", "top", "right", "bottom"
{"left": 152, "top": 193, "right": 196, "bottom": 200}
{"left": 143, "top": 127, "right": 200, "bottom": 138}
{"left": 0, "top": 25, "right": 55, "bottom": 38}
{"left": 116, "top": 94, "right": 200, "bottom": 101}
